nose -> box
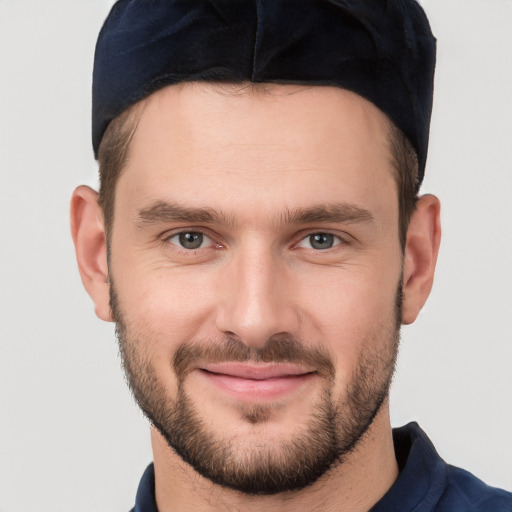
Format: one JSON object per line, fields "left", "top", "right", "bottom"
{"left": 215, "top": 244, "right": 300, "bottom": 349}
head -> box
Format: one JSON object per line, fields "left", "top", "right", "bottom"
{"left": 71, "top": 0, "right": 440, "bottom": 496}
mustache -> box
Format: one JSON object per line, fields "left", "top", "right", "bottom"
{"left": 173, "top": 334, "right": 335, "bottom": 381}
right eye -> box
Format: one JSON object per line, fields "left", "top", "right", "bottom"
{"left": 168, "top": 231, "right": 212, "bottom": 250}
{"left": 295, "top": 232, "right": 342, "bottom": 250}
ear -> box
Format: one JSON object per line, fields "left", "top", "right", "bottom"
{"left": 402, "top": 194, "right": 442, "bottom": 325}
{"left": 70, "top": 186, "right": 112, "bottom": 322}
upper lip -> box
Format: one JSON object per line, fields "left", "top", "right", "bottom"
{"left": 199, "top": 362, "right": 315, "bottom": 380}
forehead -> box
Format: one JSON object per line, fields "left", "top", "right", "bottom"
{"left": 116, "top": 82, "right": 397, "bottom": 220}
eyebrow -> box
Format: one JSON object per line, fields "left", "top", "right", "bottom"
{"left": 282, "top": 204, "right": 374, "bottom": 225}
{"left": 135, "top": 200, "right": 375, "bottom": 227}
{"left": 136, "top": 201, "right": 235, "bottom": 226}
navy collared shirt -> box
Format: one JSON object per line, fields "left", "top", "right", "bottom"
{"left": 131, "top": 423, "right": 512, "bottom": 511}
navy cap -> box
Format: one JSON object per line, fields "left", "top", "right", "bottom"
{"left": 92, "top": 0, "right": 436, "bottom": 187}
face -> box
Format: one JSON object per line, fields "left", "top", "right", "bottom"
{"left": 109, "top": 83, "right": 404, "bottom": 494}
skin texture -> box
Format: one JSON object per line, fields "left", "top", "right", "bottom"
{"left": 71, "top": 83, "right": 441, "bottom": 511}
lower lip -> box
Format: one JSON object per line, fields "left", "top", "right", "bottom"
{"left": 199, "top": 370, "right": 315, "bottom": 401}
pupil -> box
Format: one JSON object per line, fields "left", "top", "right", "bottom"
{"left": 179, "top": 232, "right": 203, "bottom": 249}
{"left": 310, "top": 233, "right": 333, "bottom": 250}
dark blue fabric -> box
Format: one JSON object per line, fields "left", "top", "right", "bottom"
{"left": 130, "top": 423, "right": 511, "bottom": 511}
{"left": 370, "top": 423, "right": 512, "bottom": 512}
{"left": 131, "top": 462, "right": 156, "bottom": 512}
{"left": 93, "top": 0, "right": 436, "bottom": 189}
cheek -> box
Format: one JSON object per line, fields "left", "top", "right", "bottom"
{"left": 112, "top": 263, "right": 219, "bottom": 346}
{"left": 295, "top": 261, "right": 401, "bottom": 374}
{"left": 300, "top": 262, "right": 400, "bottom": 329}
{"left": 116, "top": 272, "right": 218, "bottom": 394}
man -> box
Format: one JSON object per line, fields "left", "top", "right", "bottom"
{"left": 70, "top": 1, "right": 511, "bottom": 510}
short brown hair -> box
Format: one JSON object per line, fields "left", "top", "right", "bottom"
{"left": 97, "top": 92, "right": 419, "bottom": 251}
{"left": 97, "top": 103, "right": 143, "bottom": 240}
{"left": 387, "top": 122, "right": 419, "bottom": 250}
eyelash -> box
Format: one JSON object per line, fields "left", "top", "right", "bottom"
{"left": 162, "top": 229, "right": 348, "bottom": 254}
{"left": 294, "top": 232, "right": 344, "bottom": 250}
{"left": 163, "top": 230, "right": 220, "bottom": 252}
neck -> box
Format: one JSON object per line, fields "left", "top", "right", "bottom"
{"left": 151, "top": 401, "right": 398, "bottom": 512}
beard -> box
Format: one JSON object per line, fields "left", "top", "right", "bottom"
{"left": 111, "top": 281, "right": 401, "bottom": 495}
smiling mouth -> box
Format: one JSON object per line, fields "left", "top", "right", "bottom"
{"left": 197, "top": 362, "right": 317, "bottom": 401}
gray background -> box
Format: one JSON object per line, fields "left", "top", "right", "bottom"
{"left": 1, "top": 1, "right": 511, "bottom": 510}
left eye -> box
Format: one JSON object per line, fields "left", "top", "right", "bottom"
{"left": 297, "top": 233, "right": 341, "bottom": 250}
{"left": 168, "top": 232, "right": 211, "bottom": 250}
